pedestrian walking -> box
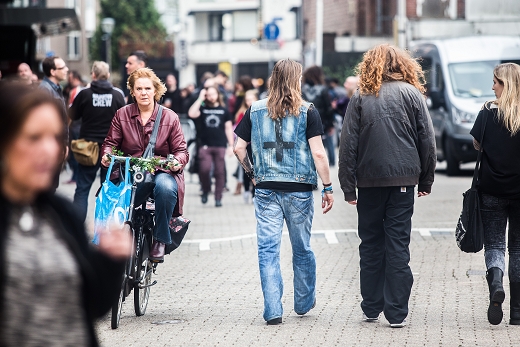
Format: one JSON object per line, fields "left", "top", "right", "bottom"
{"left": 0, "top": 83, "right": 132, "bottom": 346}
{"left": 469, "top": 62, "right": 520, "bottom": 326}
{"left": 39, "top": 56, "right": 69, "bottom": 191}
{"left": 69, "top": 61, "right": 126, "bottom": 223}
{"left": 338, "top": 44, "right": 436, "bottom": 328}
{"left": 234, "top": 89, "right": 259, "bottom": 203}
{"left": 234, "top": 58, "right": 334, "bottom": 325}
{"left": 124, "top": 50, "right": 147, "bottom": 104}
{"left": 188, "top": 85, "right": 234, "bottom": 207}
{"left": 302, "top": 66, "right": 336, "bottom": 166}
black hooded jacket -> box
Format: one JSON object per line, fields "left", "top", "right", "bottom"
{"left": 70, "top": 80, "right": 126, "bottom": 143}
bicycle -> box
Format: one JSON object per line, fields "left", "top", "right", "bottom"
{"left": 106, "top": 154, "right": 176, "bottom": 329}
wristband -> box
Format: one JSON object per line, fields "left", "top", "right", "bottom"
{"left": 321, "top": 186, "right": 333, "bottom": 197}
{"left": 323, "top": 182, "right": 332, "bottom": 187}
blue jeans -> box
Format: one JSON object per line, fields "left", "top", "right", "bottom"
{"left": 254, "top": 189, "right": 316, "bottom": 321}
{"left": 135, "top": 172, "right": 178, "bottom": 245}
{"left": 322, "top": 130, "right": 335, "bottom": 166}
{"left": 73, "top": 159, "right": 107, "bottom": 223}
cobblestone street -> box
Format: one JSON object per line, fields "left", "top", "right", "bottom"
{"left": 56, "top": 161, "right": 516, "bottom": 346}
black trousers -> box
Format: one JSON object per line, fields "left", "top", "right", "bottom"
{"left": 357, "top": 186, "right": 414, "bottom": 323}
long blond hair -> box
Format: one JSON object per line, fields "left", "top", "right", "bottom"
{"left": 356, "top": 44, "right": 425, "bottom": 96}
{"left": 267, "top": 59, "right": 303, "bottom": 120}
{"left": 493, "top": 63, "right": 520, "bottom": 135}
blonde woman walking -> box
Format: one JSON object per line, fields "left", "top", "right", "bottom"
{"left": 470, "top": 62, "right": 520, "bottom": 325}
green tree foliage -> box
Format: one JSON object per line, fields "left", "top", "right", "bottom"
{"left": 90, "top": 0, "right": 168, "bottom": 70}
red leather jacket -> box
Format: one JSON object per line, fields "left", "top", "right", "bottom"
{"left": 101, "top": 103, "right": 189, "bottom": 216}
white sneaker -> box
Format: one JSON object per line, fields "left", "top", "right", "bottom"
{"left": 390, "top": 320, "right": 407, "bottom": 328}
{"left": 243, "top": 191, "right": 251, "bottom": 204}
{"left": 362, "top": 313, "right": 379, "bottom": 322}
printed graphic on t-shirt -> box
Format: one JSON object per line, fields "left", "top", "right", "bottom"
{"left": 205, "top": 114, "right": 221, "bottom": 128}
{"left": 92, "top": 94, "right": 113, "bottom": 107}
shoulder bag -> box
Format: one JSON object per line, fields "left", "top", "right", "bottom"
{"left": 455, "top": 112, "right": 488, "bottom": 253}
{"left": 71, "top": 139, "right": 99, "bottom": 166}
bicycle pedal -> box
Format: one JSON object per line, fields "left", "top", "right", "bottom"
{"left": 138, "top": 280, "right": 157, "bottom": 289}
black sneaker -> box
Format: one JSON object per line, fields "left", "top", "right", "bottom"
{"left": 296, "top": 299, "right": 316, "bottom": 315}
{"left": 201, "top": 193, "right": 208, "bottom": 204}
{"left": 215, "top": 200, "right": 222, "bottom": 207}
{"left": 267, "top": 317, "right": 282, "bottom": 325}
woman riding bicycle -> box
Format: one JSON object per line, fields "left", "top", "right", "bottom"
{"left": 101, "top": 67, "right": 189, "bottom": 263}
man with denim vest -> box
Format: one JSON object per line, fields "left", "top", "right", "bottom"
{"left": 234, "top": 59, "right": 334, "bottom": 325}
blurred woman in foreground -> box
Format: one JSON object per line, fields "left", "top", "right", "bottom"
{"left": 0, "top": 83, "right": 132, "bottom": 346}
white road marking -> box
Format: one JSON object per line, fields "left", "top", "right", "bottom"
{"left": 183, "top": 228, "right": 453, "bottom": 251}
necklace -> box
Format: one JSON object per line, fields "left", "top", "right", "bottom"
{"left": 19, "top": 206, "right": 35, "bottom": 232}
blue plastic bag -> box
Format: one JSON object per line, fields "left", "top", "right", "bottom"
{"left": 93, "top": 157, "right": 132, "bottom": 244}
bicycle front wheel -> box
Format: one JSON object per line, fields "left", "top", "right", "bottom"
{"left": 134, "top": 235, "right": 152, "bottom": 316}
{"left": 111, "top": 273, "right": 126, "bottom": 329}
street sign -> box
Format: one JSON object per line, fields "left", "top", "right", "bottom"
{"left": 259, "top": 40, "right": 280, "bottom": 50}
{"left": 263, "top": 22, "right": 280, "bottom": 40}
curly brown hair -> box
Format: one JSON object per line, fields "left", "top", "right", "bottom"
{"left": 267, "top": 59, "right": 303, "bottom": 120}
{"left": 356, "top": 44, "right": 426, "bottom": 96}
{"left": 127, "top": 67, "right": 167, "bottom": 102}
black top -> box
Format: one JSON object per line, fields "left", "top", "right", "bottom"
{"left": 234, "top": 105, "right": 323, "bottom": 192}
{"left": 198, "top": 104, "right": 232, "bottom": 147}
{"left": 69, "top": 80, "right": 126, "bottom": 143}
{"left": 470, "top": 102, "right": 520, "bottom": 199}
{"left": 162, "top": 88, "right": 184, "bottom": 114}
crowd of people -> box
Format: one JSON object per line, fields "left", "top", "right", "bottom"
{"left": 1, "top": 43, "right": 519, "bottom": 344}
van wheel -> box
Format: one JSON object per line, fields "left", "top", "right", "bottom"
{"left": 444, "top": 138, "right": 461, "bottom": 176}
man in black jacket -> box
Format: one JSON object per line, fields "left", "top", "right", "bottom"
{"left": 69, "top": 61, "right": 126, "bottom": 222}
{"left": 339, "top": 44, "right": 436, "bottom": 328}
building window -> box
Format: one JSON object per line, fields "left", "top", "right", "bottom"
{"left": 68, "top": 31, "right": 81, "bottom": 60}
{"left": 232, "top": 11, "right": 257, "bottom": 40}
{"left": 209, "top": 13, "right": 223, "bottom": 41}
{"left": 66, "top": 0, "right": 81, "bottom": 14}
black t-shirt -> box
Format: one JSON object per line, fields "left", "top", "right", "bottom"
{"left": 198, "top": 104, "right": 232, "bottom": 147}
{"left": 470, "top": 103, "right": 520, "bottom": 199}
{"left": 234, "top": 105, "right": 323, "bottom": 192}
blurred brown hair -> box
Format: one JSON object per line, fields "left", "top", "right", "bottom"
{"left": 0, "top": 83, "right": 66, "bottom": 158}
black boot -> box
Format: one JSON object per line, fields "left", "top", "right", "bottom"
{"left": 486, "top": 267, "right": 505, "bottom": 325}
{"left": 510, "top": 282, "right": 520, "bottom": 325}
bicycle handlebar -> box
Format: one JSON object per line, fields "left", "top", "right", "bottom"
{"left": 106, "top": 153, "right": 175, "bottom": 166}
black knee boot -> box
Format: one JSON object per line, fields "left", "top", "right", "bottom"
{"left": 510, "top": 282, "right": 520, "bottom": 325}
{"left": 486, "top": 267, "right": 505, "bottom": 325}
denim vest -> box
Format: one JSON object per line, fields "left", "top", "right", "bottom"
{"left": 250, "top": 99, "right": 317, "bottom": 186}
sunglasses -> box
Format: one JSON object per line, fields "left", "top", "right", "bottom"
{"left": 54, "top": 66, "right": 67, "bottom": 70}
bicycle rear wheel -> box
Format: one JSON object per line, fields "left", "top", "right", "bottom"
{"left": 134, "top": 234, "right": 152, "bottom": 316}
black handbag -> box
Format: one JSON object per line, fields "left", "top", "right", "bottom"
{"left": 455, "top": 113, "right": 488, "bottom": 253}
{"left": 165, "top": 216, "right": 191, "bottom": 255}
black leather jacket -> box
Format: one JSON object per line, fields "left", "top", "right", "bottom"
{"left": 338, "top": 81, "right": 436, "bottom": 201}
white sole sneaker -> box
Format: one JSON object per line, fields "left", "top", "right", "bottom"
{"left": 390, "top": 320, "right": 407, "bottom": 328}
{"left": 362, "top": 313, "right": 379, "bottom": 322}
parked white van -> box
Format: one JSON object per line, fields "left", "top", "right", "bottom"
{"left": 410, "top": 36, "right": 520, "bottom": 175}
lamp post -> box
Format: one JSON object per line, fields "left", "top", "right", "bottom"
{"left": 101, "top": 17, "right": 115, "bottom": 66}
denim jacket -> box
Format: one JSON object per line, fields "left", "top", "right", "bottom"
{"left": 250, "top": 99, "right": 317, "bottom": 186}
